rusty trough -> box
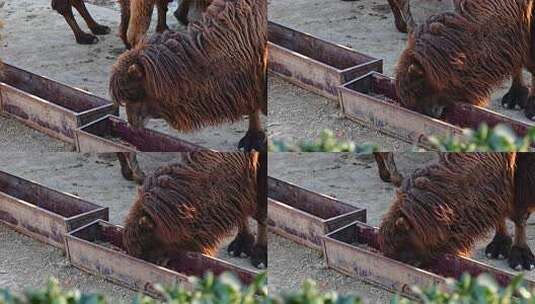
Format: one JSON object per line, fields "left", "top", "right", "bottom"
{"left": 323, "top": 221, "right": 535, "bottom": 298}
{"left": 0, "top": 170, "right": 109, "bottom": 249}
{"left": 65, "top": 220, "right": 259, "bottom": 298}
{"left": 268, "top": 21, "right": 383, "bottom": 100}
{"left": 75, "top": 115, "right": 210, "bottom": 152}
{"left": 268, "top": 176, "right": 366, "bottom": 250}
{"left": 0, "top": 63, "right": 117, "bottom": 144}
{"left": 339, "top": 72, "right": 534, "bottom": 148}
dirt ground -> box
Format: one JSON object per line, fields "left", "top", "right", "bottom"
{"left": 268, "top": 0, "right": 535, "bottom": 149}
{"left": 268, "top": 153, "right": 535, "bottom": 302}
{"left": 0, "top": 0, "right": 258, "bottom": 152}
{"left": 0, "top": 153, "right": 260, "bottom": 302}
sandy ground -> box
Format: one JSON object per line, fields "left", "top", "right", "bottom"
{"left": 0, "top": 0, "right": 259, "bottom": 152}
{"left": 0, "top": 153, "right": 260, "bottom": 302}
{"left": 268, "top": 0, "right": 535, "bottom": 149}
{"left": 268, "top": 153, "right": 535, "bottom": 302}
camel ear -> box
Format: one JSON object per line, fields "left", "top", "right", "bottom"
{"left": 138, "top": 215, "right": 154, "bottom": 230}
{"left": 127, "top": 64, "right": 144, "bottom": 80}
{"left": 395, "top": 216, "right": 410, "bottom": 231}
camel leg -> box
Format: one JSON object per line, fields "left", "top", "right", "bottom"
{"left": 374, "top": 152, "right": 403, "bottom": 186}
{"left": 251, "top": 151, "right": 267, "bottom": 268}
{"left": 71, "top": 0, "right": 110, "bottom": 35}
{"left": 227, "top": 223, "right": 255, "bottom": 258}
{"left": 399, "top": 0, "right": 417, "bottom": 32}
{"left": 238, "top": 109, "right": 266, "bottom": 152}
{"left": 127, "top": 0, "right": 156, "bottom": 47}
{"left": 156, "top": 0, "right": 169, "bottom": 33}
{"left": 174, "top": 0, "right": 192, "bottom": 25}
{"left": 485, "top": 218, "right": 512, "bottom": 259}
{"left": 387, "top": 0, "right": 416, "bottom": 33}
{"left": 509, "top": 213, "right": 535, "bottom": 270}
{"left": 117, "top": 152, "right": 146, "bottom": 184}
{"left": 227, "top": 152, "right": 267, "bottom": 269}
{"left": 525, "top": 71, "right": 535, "bottom": 120}
{"left": 508, "top": 153, "right": 535, "bottom": 269}
{"left": 52, "top": 0, "right": 98, "bottom": 44}
{"left": 119, "top": 0, "right": 132, "bottom": 48}
{"left": 501, "top": 69, "right": 529, "bottom": 110}
{"left": 387, "top": 0, "right": 408, "bottom": 33}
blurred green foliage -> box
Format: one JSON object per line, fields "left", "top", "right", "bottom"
{"left": 269, "top": 124, "right": 535, "bottom": 152}
{"left": 429, "top": 123, "right": 535, "bottom": 152}
{"left": 3, "top": 272, "right": 535, "bottom": 304}
{"left": 269, "top": 129, "right": 377, "bottom": 153}
{"left": 393, "top": 273, "right": 533, "bottom": 304}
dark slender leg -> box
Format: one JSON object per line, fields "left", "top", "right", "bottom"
{"left": 117, "top": 152, "right": 145, "bottom": 184}
{"left": 228, "top": 224, "right": 255, "bottom": 258}
{"left": 387, "top": 0, "right": 408, "bottom": 33}
{"left": 71, "top": 0, "right": 110, "bottom": 35}
{"left": 53, "top": 0, "right": 98, "bottom": 44}
{"left": 156, "top": 0, "right": 169, "bottom": 32}
{"left": 524, "top": 72, "right": 535, "bottom": 120}
{"left": 251, "top": 151, "right": 267, "bottom": 268}
{"left": 399, "top": 0, "right": 416, "bottom": 32}
{"left": 502, "top": 69, "right": 529, "bottom": 110}
{"left": 374, "top": 152, "right": 403, "bottom": 186}
{"left": 174, "top": 0, "right": 191, "bottom": 25}
{"left": 485, "top": 218, "right": 512, "bottom": 259}
{"left": 509, "top": 213, "right": 535, "bottom": 270}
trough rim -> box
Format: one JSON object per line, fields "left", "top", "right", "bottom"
{"left": 65, "top": 219, "right": 260, "bottom": 283}
{"left": 339, "top": 71, "right": 463, "bottom": 128}
{"left": 268, "top": 176, "right": 365, "bottom": 223}
{"left": 267, "top": 21, "right": 382, "bottom": 73}
{"left": 338, "top": 71, "right": 535, "bottom": 145}
{"left": 75, "top": 114, "right": 214, "bottom": 153}
{"left": 0, "top": 169, "right": 109, "bottom": 222}
{"left": 322, "top": 220, "right": 533, "bottom": 294}
{"left": 0, "top": 63, "right": 114, "bottom": 116}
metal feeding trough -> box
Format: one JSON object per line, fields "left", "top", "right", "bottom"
{"left": 0, "top": 63, "right": 117, "bottom": 144}
{"left": 65, "top": 220, "right": 259, "bottom": 298}
{"left": 323, "top": 221, "right": 535, "bottom": 298}
{"left": 0, "top": 170, "right": 109, "bottom": 249}
{"left": 75, "top": 115, "right": 210, "bottom": 152}
{"left": 338, "top": 72, "right": 534, "bottom": 148}
{"left": 268, "top": 176, "right": 366, "bottom": 250}
{"left": 268, "top": 21, "right": 383, "bottom": 100}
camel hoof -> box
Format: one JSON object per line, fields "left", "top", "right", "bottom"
{"left": 509, "top": 245, "right": 535, "bottom": 271}
{"left": 484, "top": 233, "right": 512, "bottom": 260}
{"left": 251, "top": 244, "right": 267, "bottom": 269}
{"left": 502, "top": 85, "right": 529, "bottom": 110}
{"left": 228, "top": 232, "right": 255, "bottom": 258}
{"left": 524, "top": 96, "right": 535, "bottom": 121}
{"left": 90, "top": 24, "right": 111, "bottom": 35}
{"left": 238, "top": 130, "right": 267, "bottom": 153}
{"left": 76, "top": 32, "right": 99, "bottom": 44}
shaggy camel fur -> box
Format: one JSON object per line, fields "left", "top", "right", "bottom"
{"left": 110, "top": 0, "right": 266, "bottom": 183}
{"left": 123, "top": 152, "right": 267, "bottom": 268}
{"left": 396, "top": 0, "right": 535, "bottom": 120}
{"left": 380, "top": 153, "right": 535, "bottom": 271}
